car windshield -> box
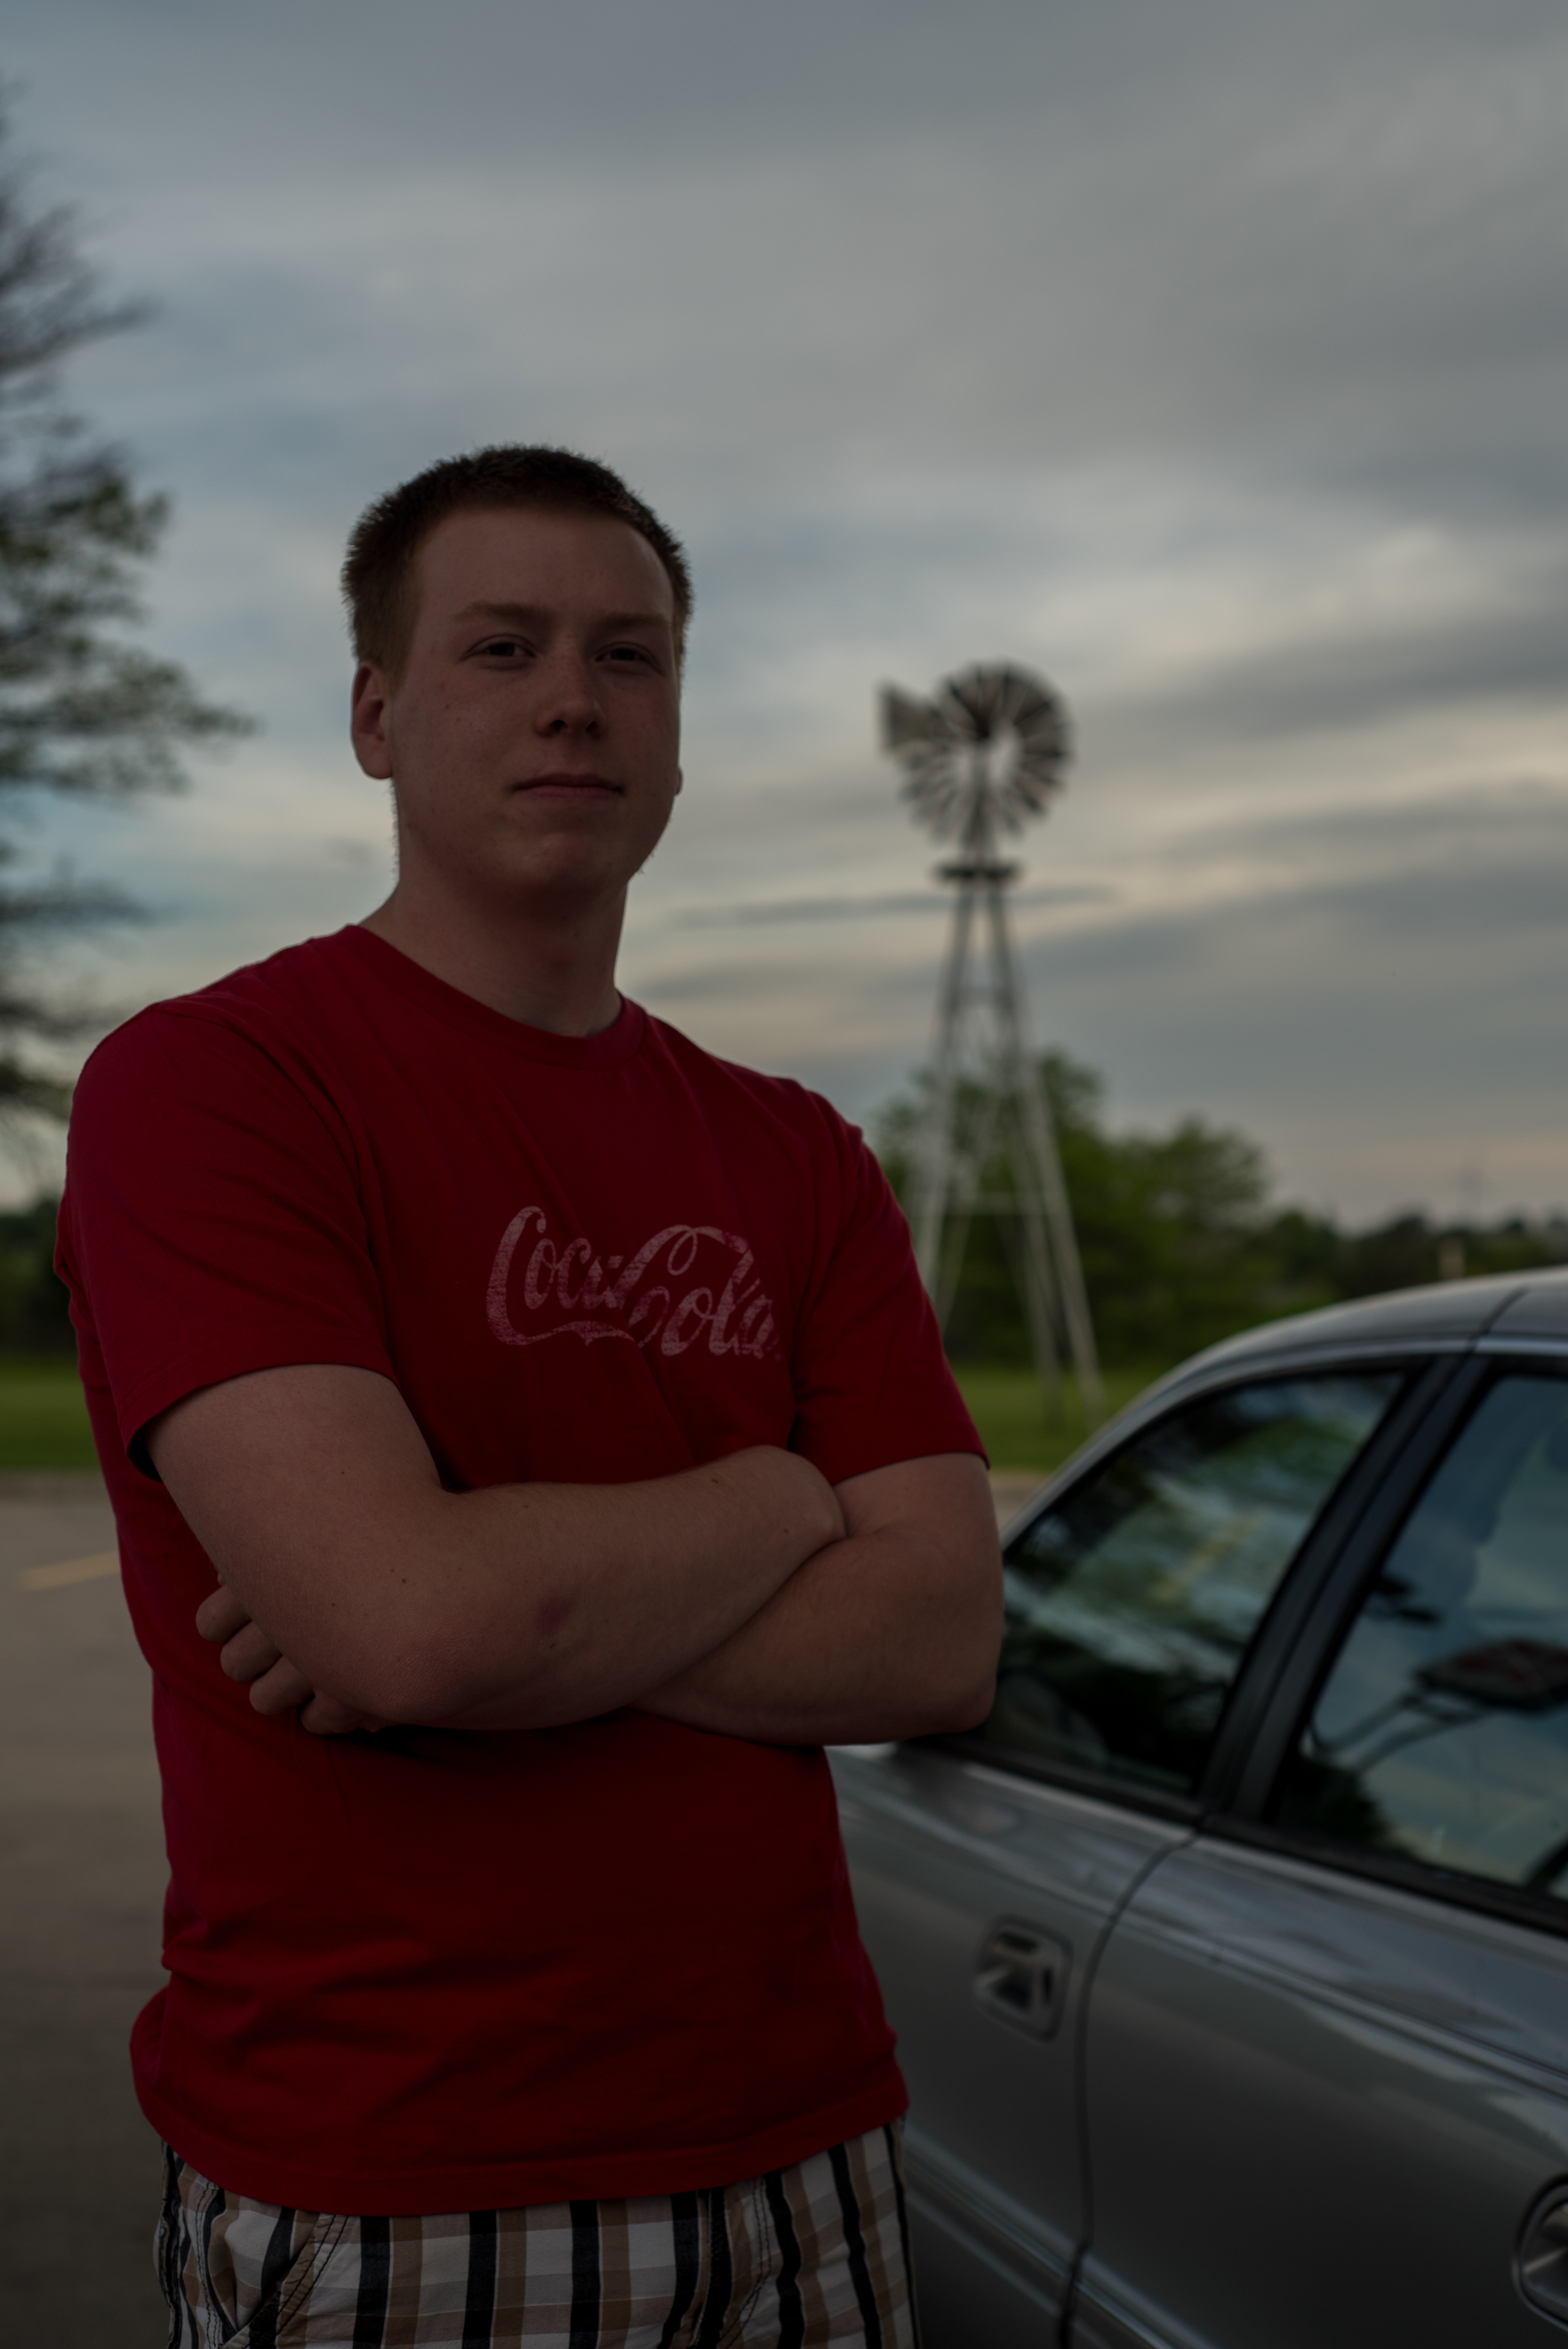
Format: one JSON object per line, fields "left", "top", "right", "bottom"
{"left": 973, "top": 1372, "right": 1402, "bottom": 1795}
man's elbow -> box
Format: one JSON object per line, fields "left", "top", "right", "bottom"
{"left": 899, "top": 1606, "right": 1000, "bottom": 1737}
{"left": 917, "top": 1657, "right": 998, "bottom": 1737}
{"left": 916, "top": 1522, "right": 1004, "bottom": 1725}
{"left": 928, "top": 1567, "right": 1002, "bottom": 1733}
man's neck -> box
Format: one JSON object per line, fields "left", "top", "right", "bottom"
{"left": 360, "top": 883, "right": 625, "bottom": 1038}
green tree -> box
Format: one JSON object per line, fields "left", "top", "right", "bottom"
{"left": 880, "top": 1054, "right": 1320, "bottom": 1369}
{"left": 0, "top": 99, "right": 248, "bottom": 1111}
{"left": 1294, "top": 1209, "right": 1564, "bottom": 1300}
{"left": 877, "top": 1054, "right": 1568, "bottom": 1370}
{"left": 0, "top": 1190, "right": 72, "bottom": 1352}
{"left": 1059, "top": 1090, "right": 1291, "bottom": 1365}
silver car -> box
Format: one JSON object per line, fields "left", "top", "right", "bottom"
{"left": 834, "top": 1271, "right": 1568, "bottom": 2347}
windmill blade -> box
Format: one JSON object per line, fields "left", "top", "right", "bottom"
{"left": 881, "top": 686, "right": 951, "bottom": 754}
{"left": 995, "top": 666, "right": 1067, "bottom": 751}
{"left": 940, "top": 667, "right": 1007, "bottom": 741}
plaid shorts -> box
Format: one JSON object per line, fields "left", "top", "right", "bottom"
{"left": 156, "top": 2124, "right": 917, "bottom": 2348}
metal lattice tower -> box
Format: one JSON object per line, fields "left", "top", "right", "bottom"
{"left": 881, "top": 662, "right": 1103, "bottom": 1427}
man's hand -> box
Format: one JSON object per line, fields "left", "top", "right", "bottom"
{"left": 153, "top": 1362, "right": 844, "bottom": 1731}
{"left": 195, "top": 1581, "right": 391, "bottom": 1735}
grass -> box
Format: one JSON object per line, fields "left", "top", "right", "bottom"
{"left": 955, "top": 1362, "right": 1164, "bottom": 1474}
{"left": 0, "top": 1357, "right": 99, "bottom": 1469}
{"left": 0, "top": 1354, "right": 1163, "bottom": 1478}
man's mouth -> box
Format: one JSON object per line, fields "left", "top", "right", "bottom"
{"left": 510, "top": 772, "right": 623, "bottom": 802}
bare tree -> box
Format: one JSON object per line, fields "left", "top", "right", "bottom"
{"left": 0, "top": 98, "right": 250, "bottom": 1111}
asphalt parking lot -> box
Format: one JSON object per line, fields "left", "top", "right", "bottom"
{"left": 0, "top": 1473, "right": 166, "bottom": 2347}
{"left": 0, "top": 1466, "right": 1042, "bottom": 2346}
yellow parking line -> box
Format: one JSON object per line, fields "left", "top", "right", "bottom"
{"left": 18, "top": 1552, "right": 120, "bottom": 1591}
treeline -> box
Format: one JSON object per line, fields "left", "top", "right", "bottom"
{"left": 876, "top": 1054, "right": 1568, "bottom": 1371}
{"left": 0, "top": 1197, "right": 75, "bottom": 1356}
{"left": 1, "top": 1061, "right": 1564, "bottom": 1367}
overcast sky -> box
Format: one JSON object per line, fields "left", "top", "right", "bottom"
{"left": 5, "top": 0, "right": 1567, "bottom": 1221}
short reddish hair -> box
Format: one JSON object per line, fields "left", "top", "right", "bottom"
{"left": 341, "top": 445, "right": 693, "bottom": 682}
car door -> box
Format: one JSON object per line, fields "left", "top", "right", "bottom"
{"left": 833, "top": 1361, "right": 1407, "bottom": 2348}
{"left": 1076, "top": 1354, "right": 1568, "bottom": 2349}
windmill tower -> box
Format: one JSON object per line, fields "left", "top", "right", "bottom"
{"left": 881, "top": 663, "right": 1103, "bottom": 1427}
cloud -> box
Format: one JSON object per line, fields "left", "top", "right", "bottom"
{"left": 621, "top": 782, "right": 1568, "bottom": 1219}
{"left": 0, "top": 0, "right": 1565, "bottom": 1223}
{"left": 25, "top": 0, "right": 1564, "bottom": 513}
{"left": 1106, "top": 551, "right": 1568, "bottom": 755}
{"left": 674, "top": 882, "right": 1113, "bottom": 926}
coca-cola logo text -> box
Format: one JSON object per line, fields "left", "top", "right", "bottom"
{"left": 486, "top": 1208, "right": 781, "bottom": 1361}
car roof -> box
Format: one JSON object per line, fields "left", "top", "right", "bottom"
{"left": 1169, "top": 1265, "right": 1568, "bottom": 1382}
{"left": 995, "top": 1267, "right": 1568, "bottom": 1535}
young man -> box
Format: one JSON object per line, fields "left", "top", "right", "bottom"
{"left": 58, "top": 447, "right": 1000, "bottom": 2348}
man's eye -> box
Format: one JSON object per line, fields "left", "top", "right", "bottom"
{"left": 605, "top": 644, "right": 653, "bottom": 666}
{"left": 479, "top": 638, "right": 527, "bottom": 659}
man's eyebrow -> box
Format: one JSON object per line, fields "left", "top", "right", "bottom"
{"left": 452, "top": 601, "right": 670, "bottom": 632}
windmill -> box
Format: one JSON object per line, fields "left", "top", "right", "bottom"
{"left": 881, "top": 662, "right": 1103, "bottom": 1427}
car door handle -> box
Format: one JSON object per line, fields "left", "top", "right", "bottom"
{"left": 973, "top": 1919, "right": 1070, "bottom": 2039}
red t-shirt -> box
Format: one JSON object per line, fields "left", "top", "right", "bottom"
{"left": 57, "top": 925, "right": 982, "bottom": 2216}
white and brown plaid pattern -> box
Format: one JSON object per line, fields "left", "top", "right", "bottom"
{"left": 156, "top": 2124, "right": 917, "bottom": 2348}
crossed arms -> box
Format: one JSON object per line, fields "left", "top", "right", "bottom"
{"left": 149, "top": 1362, "right": 1003, "bottom": 1746}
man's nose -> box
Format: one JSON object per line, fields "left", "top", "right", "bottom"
{"left": 533, "top": 652, "right": 603, "bottom": 733}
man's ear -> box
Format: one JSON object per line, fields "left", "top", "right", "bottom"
{"left": 350, "top": 661, "right": 395, "bottom": 780}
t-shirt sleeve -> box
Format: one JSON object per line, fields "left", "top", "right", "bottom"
{"left": 60, "top": 1007, "right": 396, "bottom": 1471}
{"left": 788, "top": 1106, "right": 985, "bottom": 1486}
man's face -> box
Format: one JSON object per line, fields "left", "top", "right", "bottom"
{"left": 352, "top": 506, "right": 682, "bottom": 918}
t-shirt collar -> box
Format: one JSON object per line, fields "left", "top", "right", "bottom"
{"left": 329, "top": 924, "right": 647, "bottom": 1069}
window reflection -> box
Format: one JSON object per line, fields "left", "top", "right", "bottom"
{"left": 1275, "top": 1374, "right": 1568, "bottom": 1902}
{"left": 975, "top": 1375, "right": 1401, "bottom": 1795}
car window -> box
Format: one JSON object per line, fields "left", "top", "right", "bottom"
{"left": 973, "top": 1373, "right": 1402, "bottom": 1795}
{"left": 1274, "top": 1371, "right": 1568, "bottom": 1904}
